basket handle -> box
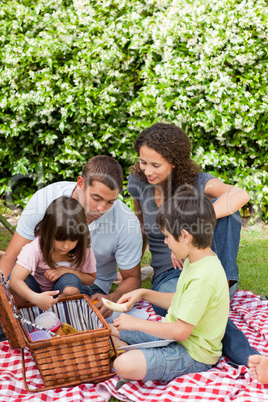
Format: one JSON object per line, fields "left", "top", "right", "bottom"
{"left": 109, "top": 334, "right": 118, "bottom": 358}
{"left": 21, "top": 348, "right": 44, "bottom": 393}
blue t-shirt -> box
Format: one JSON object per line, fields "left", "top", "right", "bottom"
{"left": 16, "top": 181, "right": 142, "bottom": 293}
{"left": 127, "top": 172, "right": 215, "bottom": 279}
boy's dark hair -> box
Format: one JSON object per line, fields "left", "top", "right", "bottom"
{"left": 156, "top": 188, "right": 217, "bottom": 249}
{"left": 34, "top": 196, "right": 90, "bottom": 269}
{"left": 82, "top": 155, "right": 123, "bottom": 191}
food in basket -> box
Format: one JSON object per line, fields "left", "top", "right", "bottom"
{"left": 60, "top": 322, "right": 80, "bottom": 334}
{"left": 28, "top": 330, "right": 52, "bottom": 341}
{"left": 101, "top": 298, "right": 133, "bottom": 312}
{"left": 35, "top": 311, "right": 61, "bottom": 331}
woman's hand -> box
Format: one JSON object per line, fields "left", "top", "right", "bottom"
{"left": 33, "top": 290, "right": 60, "bottom": 311}
{"left": 171, "top": 252, "right": 184, "bottom": 270}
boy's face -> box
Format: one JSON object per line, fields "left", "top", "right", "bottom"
{"left": 162, "top": 228, "right": 188, "bottom": 260}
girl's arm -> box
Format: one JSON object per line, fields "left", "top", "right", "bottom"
{"left": 204, "top": 178, "right": 250, "bottom": 219}
{"left": 9, "top": 264, "right": 59, "bottom": 310}
{"left": 133, "top": 198, "right": 148, "bottom": 257}
{"left": 44, "top": 267, "right": 96, "bottom": 286}
{"left": 113, "top": 314, "right": 194, "bottom": 342}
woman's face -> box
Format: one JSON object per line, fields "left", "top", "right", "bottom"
{"left": 139, "top": 145, "right": 174, "bottom": 185}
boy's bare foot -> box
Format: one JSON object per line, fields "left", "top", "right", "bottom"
{"left": 248, "top": 355, "right": 268, "bottom": 384}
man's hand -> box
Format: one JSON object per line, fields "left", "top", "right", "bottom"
{"left": 90, "top": 293, "right": 113, "bottom": 318}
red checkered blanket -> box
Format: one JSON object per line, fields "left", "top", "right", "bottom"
{"left": 0, "top": 290, "right": 268, "bottom": 401}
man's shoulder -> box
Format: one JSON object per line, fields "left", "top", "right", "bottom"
{"left": 113, "top": 199, "right": 138, "bottom": 219}
{"left": 34, "top": 181, "right": 76, "bottom": 196}
{"left": 24, "top": 181, "right": 76, "bottom": 208}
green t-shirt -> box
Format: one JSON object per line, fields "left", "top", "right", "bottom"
{"left": 163, "top": 255, "right": 229, "bottom": 364}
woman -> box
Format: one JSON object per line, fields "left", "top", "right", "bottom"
{"left": 127, "top": 122, "right": 268, "bottom": 383}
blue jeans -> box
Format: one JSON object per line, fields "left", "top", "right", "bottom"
{"left": 81, "top": 283, "right": 106, "bottom": 297}
{"left": 25, "top": 273, "right": 83, "bottom": 295}
{"left": 151, "top": 212, "right": 260, "bottom": 367}
{"left": 25, "top": 275, "right": 107, "bottom": 297}
{"left": 120, "top": 330, "right": 213, "bottom": 382}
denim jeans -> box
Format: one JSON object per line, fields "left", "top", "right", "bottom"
{"left": 25, "top": 274, "right": 107, "bottom": 298}
{"left": 81, "top": 283, "right": 106, "bottom": 297}
{"left": 151, "top": 212, "right": 260, "bottom": 367}
{"left": 25, "top": 273, "right": 83, "bottom": 295}
{"left": 120, "top": 330, "right": 213, "bottom": 382}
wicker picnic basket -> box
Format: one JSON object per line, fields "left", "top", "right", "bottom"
{"left": 0, "top": 277, "right": 117, "bottom": 392}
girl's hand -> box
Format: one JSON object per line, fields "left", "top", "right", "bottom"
{"left": 113, "top": 313, "right": 139, "bottom": 332}
{"left": 171, "top": 252, "right": 184, "bottom": 270}
{"left": 44, "top": 267, "right": 67, "bottom": 282}
{"left": 33, "top": 290, "right": 60, "bottom": 311}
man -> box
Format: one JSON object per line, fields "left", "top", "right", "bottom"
{"left": 0, "top": 155, "right": 142, "bottom": 318}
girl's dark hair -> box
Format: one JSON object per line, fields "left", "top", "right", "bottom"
{"left": 156, "top": 188, "right": 217, "bottom": 249}
{"left": 34, "top": 196, "right": 90, "bottom": 270}
{"left": 132, "top": 123, "right": 201, "bottom": 199}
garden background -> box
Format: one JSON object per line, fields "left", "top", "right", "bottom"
{"left": 0, "top": 0, "right": 268, "bottom": 222}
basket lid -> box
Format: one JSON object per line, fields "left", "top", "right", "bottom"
{"left": 0, "top": 284, "right": 26, "bottom": 349}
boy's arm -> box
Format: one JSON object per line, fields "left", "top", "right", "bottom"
{"left": 113, "top": 314, "right": 194, "bottom": 342}
{"left": 117, "top": 288, "right": 174, "bottom": 312}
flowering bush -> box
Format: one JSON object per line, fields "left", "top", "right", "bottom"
{"left": 0, "top": 0, "right": 267, "bottom": 221}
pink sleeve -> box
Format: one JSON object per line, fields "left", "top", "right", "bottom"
{"left": 16, "top": 238, "right": 41, "bottom": 275}
{"left": 80, "top": 247, "right": 96, "bottom": 273}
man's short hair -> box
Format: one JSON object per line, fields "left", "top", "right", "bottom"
{"left": 156, "top": 188, "right": 217, "bottom": 249}
{"left": 82, "top": 155, "right": 123, "bottom": 191}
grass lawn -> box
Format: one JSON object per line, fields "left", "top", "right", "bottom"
{"left": 0, "top": 221, "right": 267, "bottom": 402}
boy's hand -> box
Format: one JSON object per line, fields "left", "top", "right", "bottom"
{"left": 113, "top": 313, "right": 139, "bottom": 332}
{"left": 171, "top": 252, "right": 184, "bottom": 270}
{"left": 116, "top": 289, "right": 144, "bottom": 310}
{"left": 33, "top": 290, "right": 59, "bottom": 311}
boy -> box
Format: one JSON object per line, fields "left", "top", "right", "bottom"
{"left": 110, "top": 190, "right": 230, "bottom": 383}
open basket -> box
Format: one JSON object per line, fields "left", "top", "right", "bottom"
{"left": 0, "top": 277, "right": 117, "bottom": 392}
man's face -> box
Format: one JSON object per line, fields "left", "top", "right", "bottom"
{"left": 75, "top": 178, "right": 119, "bottom": 224}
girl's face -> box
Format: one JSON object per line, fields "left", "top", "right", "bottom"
{"left": 53, "top": 239, "right": 78, "bottom": 255}
{"left": 139, "top": 145, "right": 174, "bottom": 185}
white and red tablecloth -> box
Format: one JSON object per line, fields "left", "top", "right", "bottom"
{"left": 0, "top": 290, "right": 268, "bottom": 401}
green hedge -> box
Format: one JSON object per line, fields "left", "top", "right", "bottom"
{"left": 0, "top": 0, "right": 268, "bottom": 221}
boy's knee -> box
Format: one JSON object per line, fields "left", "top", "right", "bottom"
{"left": 113, "top": 353, "right": 132, "bottom": 377}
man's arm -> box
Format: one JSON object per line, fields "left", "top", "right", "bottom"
{"left": 108, "top": 263, "right": 141, "bottom": 302}
{"left": 93, "top": 263, "right": 141, "bottom": 318}
{"left": 0, "top": 231, "right": 31, "bottom": 279}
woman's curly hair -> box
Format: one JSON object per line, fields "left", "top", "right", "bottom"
{"left": 132, "top": 123, "right": 201, "bottom": 199}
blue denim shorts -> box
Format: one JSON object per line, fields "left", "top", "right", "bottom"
{"left": 119, "top": 330, "right": 213, "bottom": 382}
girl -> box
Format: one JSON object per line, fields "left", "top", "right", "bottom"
{"left": 126, "top": 122, "right": 268, "bottom": 383}
{"left": 9, "top": 196, "right": 96, "bottom": 311}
